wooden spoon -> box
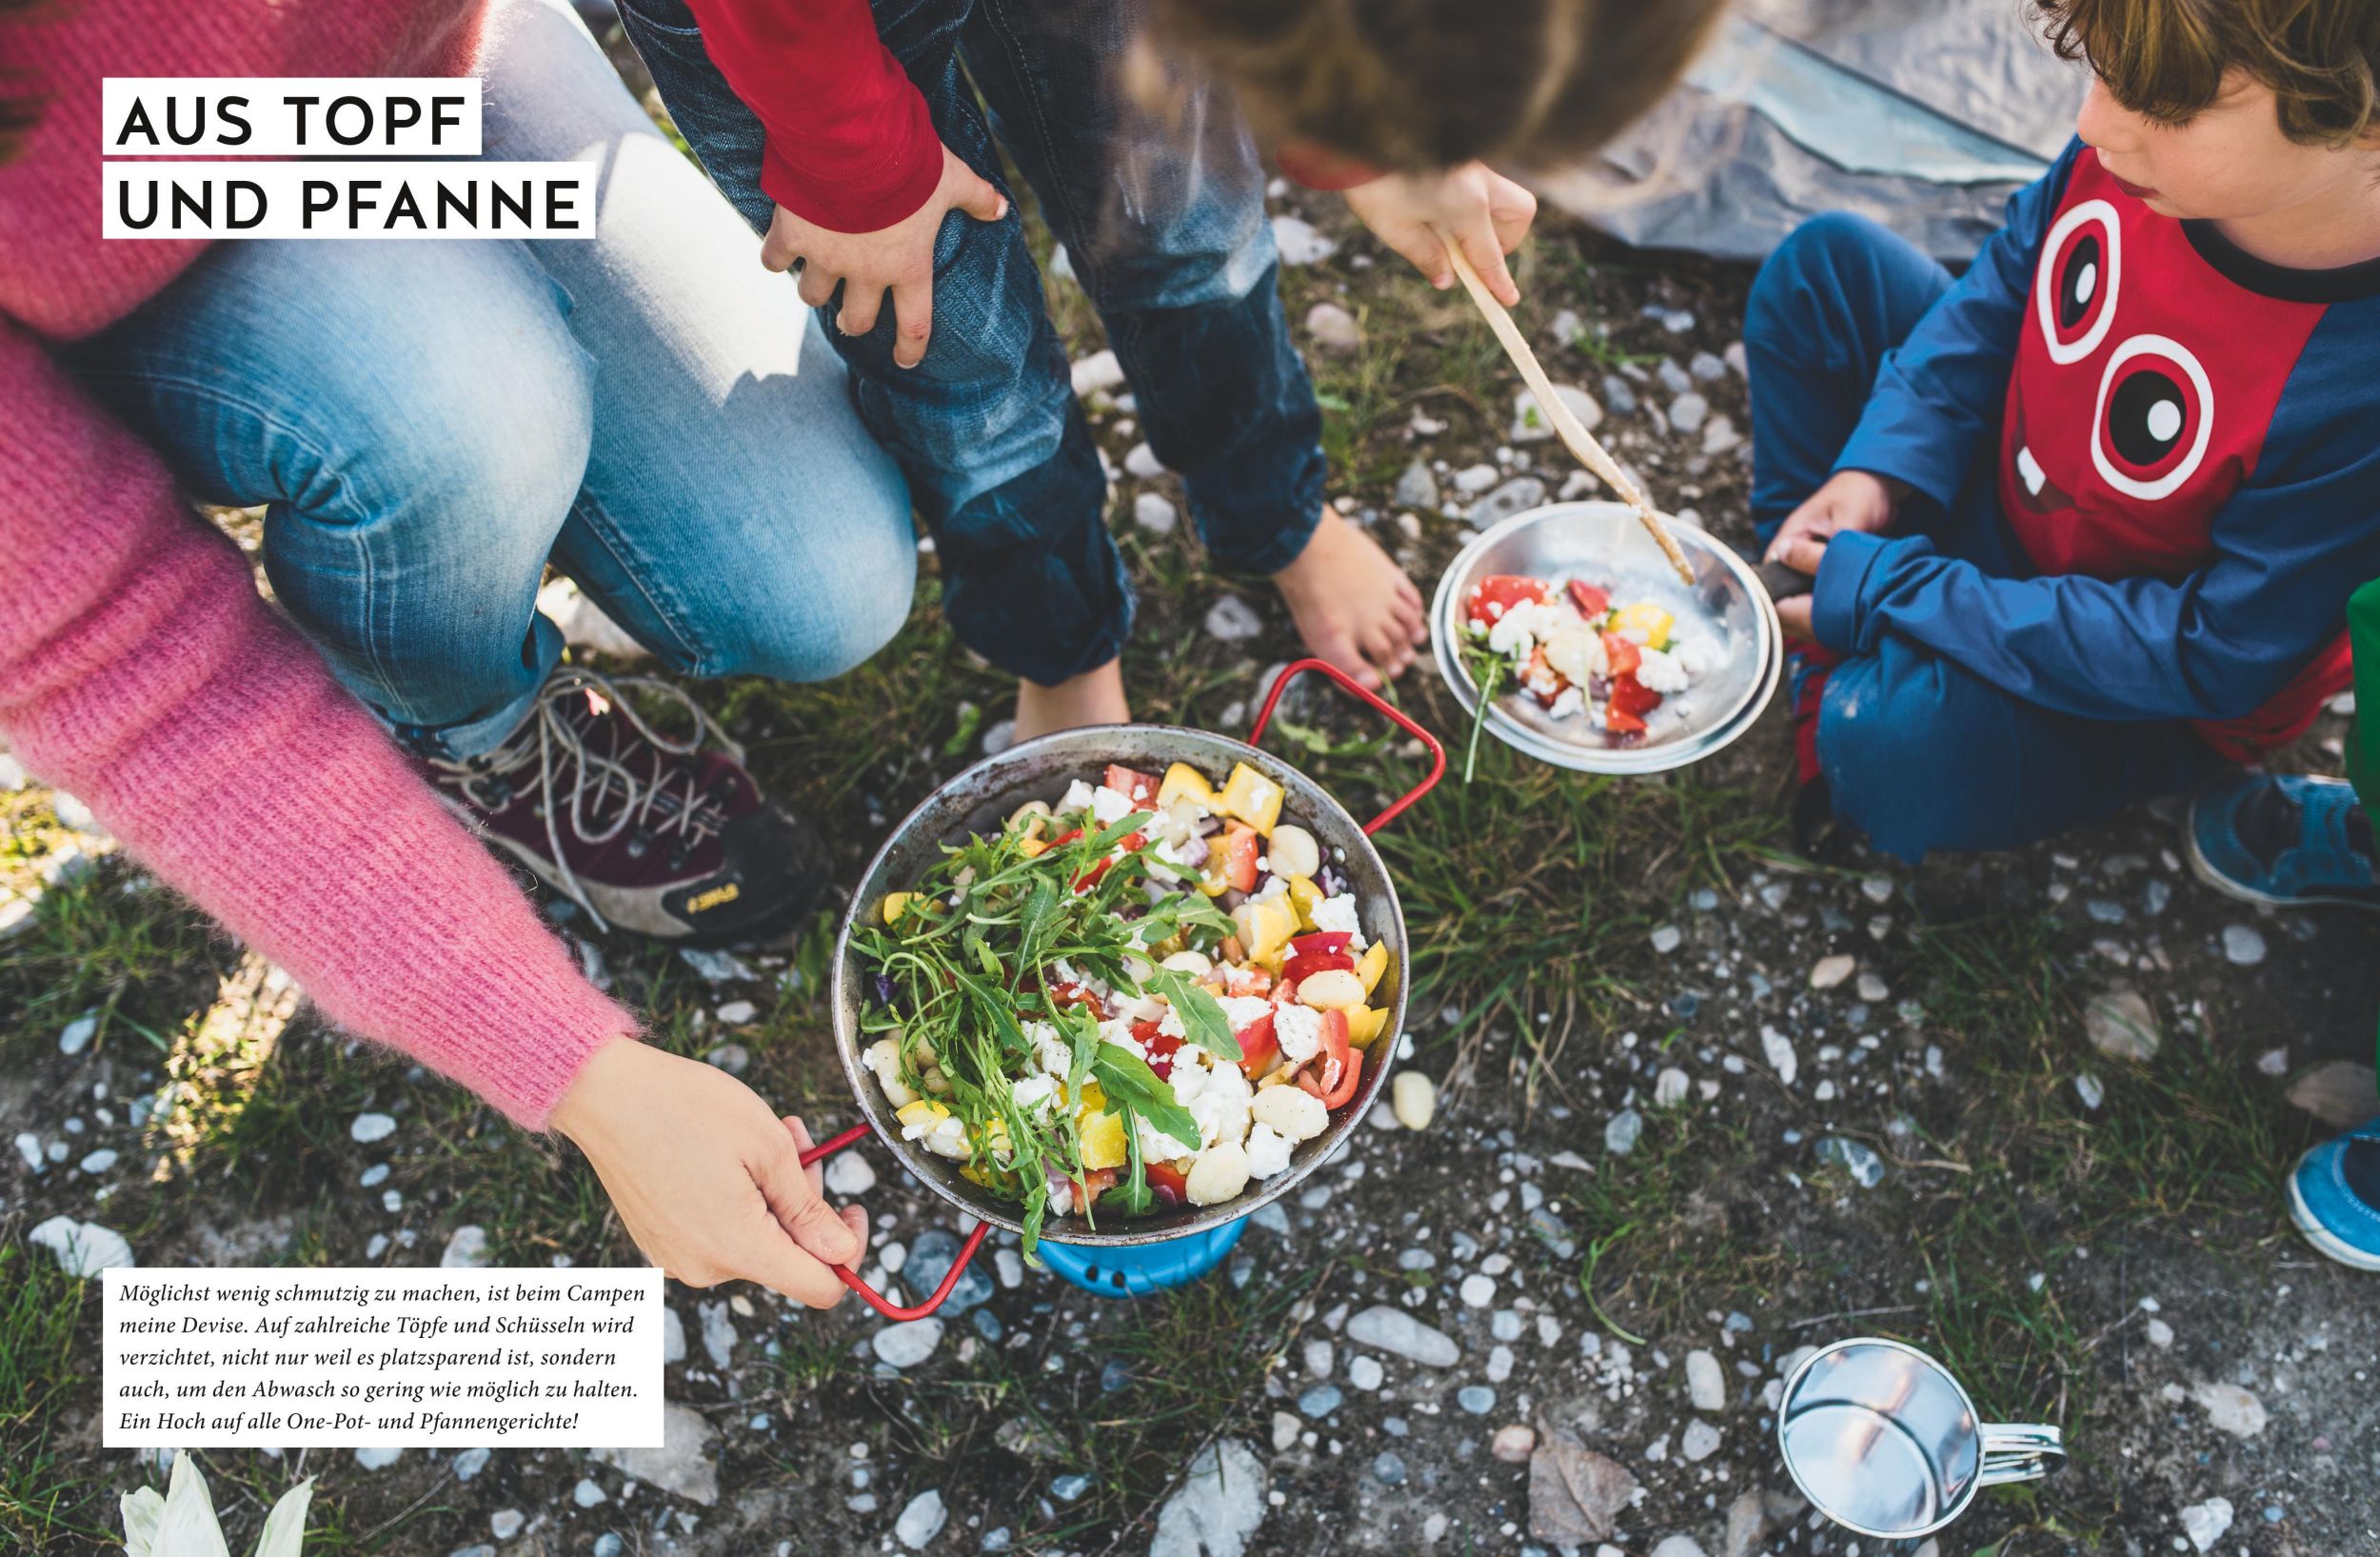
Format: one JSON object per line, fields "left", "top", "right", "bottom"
{"left": 1438, "top": 239, "right": 1696, "bottom": 587}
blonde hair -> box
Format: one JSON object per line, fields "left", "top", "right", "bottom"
{"left": 1151, "top": 0, "right": 1732, "bottom": 172}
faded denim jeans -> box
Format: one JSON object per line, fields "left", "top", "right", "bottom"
{"left": 65, "top": 0, "right": 917, "bottom": 758}
{"left": 620, "top": 0, "right": 1327, "bottom": 686}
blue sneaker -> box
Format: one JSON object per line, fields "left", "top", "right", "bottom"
{"left": 2186, "top": 773, "right": 2380, "bottom": 910}
{"left": 2287, "top": 1117, "right": 2380, "bottom": 1270}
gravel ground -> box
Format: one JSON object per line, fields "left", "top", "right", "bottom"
{"left": 7, "top": 35, "right": 2380, "bottom": 1557}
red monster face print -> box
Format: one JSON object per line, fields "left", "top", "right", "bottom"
{"left": 1998, "top": 153, "right": 2324, "bottom": 580}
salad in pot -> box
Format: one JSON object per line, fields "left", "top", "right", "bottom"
{"left": 852, "top": 758, "right": 1396, "bottom": 1257}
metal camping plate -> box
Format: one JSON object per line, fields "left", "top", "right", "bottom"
{"left": 1430, "top": 504, "right": 1783, "bottom": 775}
{"left": 830, "top": 725, "right": 1409, "bottom": 1247}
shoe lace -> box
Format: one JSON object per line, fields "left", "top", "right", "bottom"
{"left": 433, "top": 669, "right": 742, "bottom": 934}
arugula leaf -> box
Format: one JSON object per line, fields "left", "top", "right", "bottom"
{"left": 1142, "top": 967, "right": 1243, "bottom": 1063}
{"left": 1086, "top": 810, "right": 1155, "bottom": 852}
{"left": 1090, "top": 1045, "right": 1200, "bottom": 1152}
{"left": 1103, "top": 1112, "right": 1156, "bottom": 1216}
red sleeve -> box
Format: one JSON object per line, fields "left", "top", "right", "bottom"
{"left": 1276, "top": 141, "right": 1384, "bottom": 193}
{"left": 683, "top": 0, "right": 945, "bottom": 232}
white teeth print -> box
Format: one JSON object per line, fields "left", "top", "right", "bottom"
{"left": 2017, "top": 444, "right": 2047, "bottom": 496}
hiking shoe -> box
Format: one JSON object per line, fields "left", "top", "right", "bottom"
{"left": 424, "top": 669, "right": 829, "bottom": 943}
{"left": 2286, "top": 1116, "right": 2380, "bottom": 1271}
{"left": 2185, "top": 772, "right": 2380, "bottom": 911}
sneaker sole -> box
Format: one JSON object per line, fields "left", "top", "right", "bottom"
{"left": 466, "top": 811, "right": 799, "bottom": 948}
{"left": 2182, "top": 813, "right": 2380, "bottom": 913}
{"left": 2285, "top": 1164, "right": 2380, "bottom": 1271}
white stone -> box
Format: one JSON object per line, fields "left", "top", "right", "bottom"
{"left": 1344, "top": 1306, "right": 1459, "bottom": 1366}
{"left": 1304, "top": 302, "right": 1362, "bottom": 354}
{"left": 1810, "top": 954, "right": 1855, "bottom": 990}
{"left": 873, "top": 1319, "right": 945, "bottom": 1368}
{"left": 1684, "top": 1348, "right": 1726, "bottom": 1411}
{"left": 1204, "top": 594, "right": 1265, "bottom": 642}
{"left": 1124, "top": 442, "right": 1165, "bottom": 479}
{"left": 592, "top": 1403, "right": 719, "bottom": 1505}
{"left": 1653, "top": 1068, "right": 1690, "bottom": 1108}
{"left": 715, "top": 1000, "right": 757, "bottom": 1025}
{"left": 824, "top": 1153, "right": 877, "bottom": 1197}
{"left": 2220, "top": 924, "right": 2267, "bottom": 967}
{"left": 1511, "top": 385, "right": 1603, "bottom": 443}
{"left": 58, "top": 1013, "right": 97, "bottom": 1055}
{"left": 439, "top": 1226, "right": 490, "bottom": 1268}
{"left": 77, "top": 1148, "right": 117, "bottom": 1175}
{"left": 1133, "top": 493, "right": 1179, "bottom": 534}
{"left": 1680, "top": 1419, "right": 1723, "bottom": 1461}
{"left": 353, "top": 1447, "right": 403, "bottom": 1470}
{"left": 1070, "top": 349, "right": 1125, "bottom": 398}
{"left": 2179, "top": 1496, "right": 2233, "bottom": 1552}
{"left": 1271, "top": 215, "right": 1338, "bottom": 266}
{"left": 1149, "top": 1441, "right": 1267, "bottom": 1557}
{"left": 30, "top": 1215, "right": 134, "bottom": 1274}
{"left": 1459, "top": 1273, "right": 1497, "bottom": 1307}
{"left": 1760, "top": 1027, "right": 1797, "bottom": 1087}
{"left": 2189, "top": 1382, "right": 2267, "bottom": 1438}
{"left": 348, "top": 1112, "right": 398, "bottom": 1144}
{"left": 894, "top": 1489, "right": 948, "bottom": 1550}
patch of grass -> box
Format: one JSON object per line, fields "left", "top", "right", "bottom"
{"left": 0, "top": 1238, "right": 109, "bottom": 1547}
{"left": 1560, "top": 1110, "right": 1784, "bottom": 1337}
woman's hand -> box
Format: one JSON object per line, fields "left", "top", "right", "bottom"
{"left": 1340, "top": 162, "right": 1537, "bottom": 306}
{"left": 1766, "top": 469, "right": 1903, "bottom": 574}
{"left": 550, "top": 1039, "right": 867, "bottom": 1307}
{"left": 761, "top": 144, "right": 1008, "bottom": 369}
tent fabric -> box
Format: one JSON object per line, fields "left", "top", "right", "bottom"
{"left": 1545, "top": 0, "right": 2087, "bottom": 263}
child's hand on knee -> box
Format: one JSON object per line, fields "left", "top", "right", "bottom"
{"left": 1341, "top": 163, "right": 1537, "bottom": 307}
{"left": 1767, "top": 469, "right": 1904, "bottom": 574}
{"left": 550, "top": 1040, "right": 869, "bottom": 1308}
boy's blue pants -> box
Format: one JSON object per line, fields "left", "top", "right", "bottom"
{"left": 619, "top": 0, "right": 1325, "bottom": 688}
{"left": 1744, "top": 213, "right": 2222, "bottom": 864}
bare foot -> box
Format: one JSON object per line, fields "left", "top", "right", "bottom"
{"left": 1015, "top": 658, "right": 1131, "bottom": 741}
{"left": 1271, "top": 506, "right": 1428, "bottom": 689}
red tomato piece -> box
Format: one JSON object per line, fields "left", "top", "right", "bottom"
{"left": 1072, "top": 830, "right": 1144, "bottom": 891}
{"left": 1282, "top": 949, "right": 1358, "bottom": 987}
{"left": 1133, "top": 1018, "right": 1181, "bottom": 1078}
{"left": 1047, "top": 981, "right": 1109, "bottom": 1020}
{"left": 1293, "top": 1009, "right": 1359, "bottom": 1109}
{"left": 1217, "top": 822, "right": 1261, "bottom": 892}
{"left": 1145, "top": 1161, "right": 1190, "bottom": 1208}
{"left": 1465, "top": 574, "right": 1552, "bottom": 628}
{"left": 1075, "top": 1168, "right": 1118, "bottom": 1204}
{"left": 1605, "top": 707, "right": 1648, "bottom": 736}
{"left": 1609, "top": 672, "right": 1663, "bottom": 718}
{"left": 1234, "top": 1009, "right": 1279, "bottom": 1078}
{"left": 1568, "top": 580, "right": 1612, "bottom": 618}
{"left": 1289, "top": 932, "right": 1355, "bottom": 958}
{"left": 1102, "top": 765, "right": 1160, "bottom": 808}
{"left": 1601, "top": 630, "right": 1641, "bottom": 679}
{"left": 1222, "top": 966, "right": 1272, "bottom": 998}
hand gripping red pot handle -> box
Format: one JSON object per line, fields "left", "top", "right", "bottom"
{"left": 798, "top": 1123, "right": 990, "bottom": 1321}
{"left": 1249, "top": 658, "right": 1446, "bottom": 834}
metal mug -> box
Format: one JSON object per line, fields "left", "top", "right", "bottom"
{"left": 1777, "top": 1337, "right": 2066, "bottom": 1541}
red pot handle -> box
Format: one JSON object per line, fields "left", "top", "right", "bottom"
{"left": 798, "top": 1122, "right": 991, "bottom": 1321}
{"left": 1248, "top": 658, "right": 1446, "bottom": 835}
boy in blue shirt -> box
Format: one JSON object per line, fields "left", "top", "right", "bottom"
{"left": 1741, "top": 0, "right": 2380, "bottom": 1268}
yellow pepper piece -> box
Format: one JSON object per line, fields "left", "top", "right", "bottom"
{"left": 975, "top": 1117, "right": 1012, "bottom": 1159}
{"left": 895, "top": 1099, "right": 948, "bottom": 1129}
{"left": 881, "top": 892, "right": 918, "bottom": 926}
{"left": 1287, "top": 874, "right": 1323, "bottom": 932}
{"left": 1357, "top": 940, "right": 1391, "bottom": 996}
{"left": 1230, "top": 898, "right": 1299, "bottom": 966}
{"left": 1077, "top": 1081, "right": 1107, "bottom": 1113}
{"left": 1346, "top": 1005, "right": 1390, "bottom": 1047}
{"left": 1018, "top": 837, "right": 1049, "bottom": 859}
{"left": 1079, "top": 1109, "right": 1128, "bottom": 1170}
{"left": 1219, "top": 762, "right": 1285, "bottom": 835}
{"left": 1609, "top": 603, "right": 1674, "bottom": 651}
{"left": 1159, "top": 762, "right": 1220, "bottom": 810}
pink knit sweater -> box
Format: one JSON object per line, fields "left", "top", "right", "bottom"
{"left": 0, "top": 0, "right": 634, "bottom": 1128}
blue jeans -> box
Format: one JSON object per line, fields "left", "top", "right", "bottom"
{"left": 619, "top": 0, "right": 1326, "bottom": 686}
{"left": 1745, "top": 213, "right": 2221, "bottom": 863}
{"left": 63, "top": 0, "right": 916, "bottom": 760}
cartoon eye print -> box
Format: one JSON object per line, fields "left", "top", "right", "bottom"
{"left": 2091, "top": 334, "right": 2214, "bottom": 501}
{"left": 2034, "top": 199, "right": 2121, "bottom": 366}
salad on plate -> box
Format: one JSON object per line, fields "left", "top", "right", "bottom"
{"left": 852, "top": 758, "right": 1396, "bottom": 1257}
{"left": 1458, "top": 572, "right": 1725, "bottom": 771}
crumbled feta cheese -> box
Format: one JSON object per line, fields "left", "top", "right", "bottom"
{"left": 1312, "top": 893, "right": 1364, "bottom": 947}
{"left": 1542, "top": 623, "right": 1604, "bottom": 685}
{"left": 1634, "top": 645, "right": 1690, "bottom": 695}
{"left": 1275, "top": 1003, "right": 1325, "bottom": 1064}
{"left": 1099, "top": 1019, "right": 1147, "bottom": 1061}
{"left": 1158, "top": 1002, "right": 1188, "bottom": 1041}
{"left": 900, "top": 1109, "right": 969, "bottom": 1159}
{"left": 1189, "top": 1059, "right": 1253, "bottom": 1148}
{"left": 1090, "top": 785, "right": 1135, "bottom": 826}
{"left": 1061, "top": 780, "right": 1097, "bottom": 815}
{"left": 1217, "top": 995, "right": 1272, "bottom": 1032}
{"left": 1486, "top": 600, "right": 1565, "bottom": 658}
{"left": 1251, "top": 873, "right": 1289, "bottom": 905}
{"left": 1548, "top": 686, "right": 1585, "bottom": 721}
{"left": 1243, "top": 1122, "right": 1293, "bottom": 1178}
{"left": 1047, "top": 1179, "right": 1075, "bottom": 1216}
{"left": 1169, "top": 1049, "right": 1212, "bottom": 1105}
{"left": 1674, "top": 632, "right": 1726, "bottom": 678}
{"left": 1011, "top": 1074, "right": 1059, "bottom": 1114}
{"left": 1137, "top": 1112, "right": 1197, "bottom": 1162}
{"left": 1026, "top": 1022, "right": 1072, "bottom": 1077}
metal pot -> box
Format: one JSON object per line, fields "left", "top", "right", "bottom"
{"left": 803, "top": 660, "right": 1444, "bottom": 1317}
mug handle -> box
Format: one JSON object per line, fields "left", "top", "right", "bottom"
{"left": 798, "top": 1122, "right": 992, "bottom": 1321}
{"left": 1976, "top": 1423, "right": 2066, "bottom": 1487}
